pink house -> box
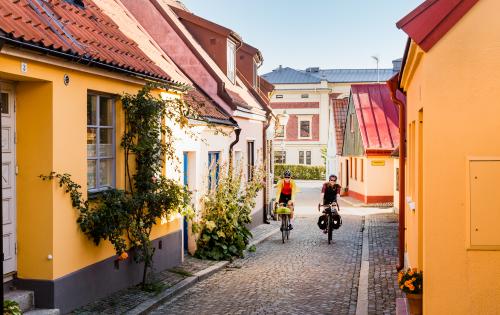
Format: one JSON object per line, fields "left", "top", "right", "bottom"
{"left": 120, "top": 0, "right": 274, "bottom": 228}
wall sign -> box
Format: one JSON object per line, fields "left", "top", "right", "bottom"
{"left": 371, "top": 160, "right": 385, "bottom": 166}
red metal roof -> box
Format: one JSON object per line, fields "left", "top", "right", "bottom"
{"left": 351, "top": 84, "right": 401, "bottom": 152}
{"left": 332, "top": 97, "right": 349, "bottom": 155}
{"left": 397, "top": 0, "right": 479, "bottom": 52}
{"left": 0, "top": 0, "right": 170, "bottom": 80}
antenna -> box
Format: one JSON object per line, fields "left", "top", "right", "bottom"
{"left": 371, "top": 55, "right": 380, "bottom": 83}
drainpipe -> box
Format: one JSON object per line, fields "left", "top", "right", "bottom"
{"left": 387, "top": 75, "right": 406, "bottom": 271}
{"left": 229, "top": 127, "right": 242, "bottom": 167}
{"left": 262, "top": 112, "right": 273, "bottom": 223}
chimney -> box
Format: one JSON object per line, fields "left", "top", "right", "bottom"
{"left": 392, "top": 58, "right": 403, "bottom": 72}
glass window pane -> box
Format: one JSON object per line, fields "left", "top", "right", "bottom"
{"left": 276, "top": 125, "right": 285, "bottom": 137}
{"left": 1, "top": 93, "right": 9, "bottom": 114}
{"left": 99, "top": 97, "right": 113, "bottom": 126}
{"left": 87, "top": 95, "right": 97, "bottom": 125}
{"left": 99, "top": 128, "right": 113, "bottom": 157}
{"left": 87, "top": 160, "right": 96, "bottom": 190}
{"left": 300, "top": 121, "right": 310, "bottom": 138}
{"left": 99, "top": 159, "right": 113, "bottom": 187}
{"left": 299, "top": 151, "right": 304, "bottom": 164}
{"left": 306, "top": 151, "right": 311, "bottom": 165}
{"left": 87, "top": 128, "right": 97, "bottom": 157}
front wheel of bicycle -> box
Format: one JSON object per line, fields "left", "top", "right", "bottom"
{"left": 327, "top": 215, "right": 333, "bottom": 244}
{"left": 281, "top": 215, "right": 287, "bottom": 243}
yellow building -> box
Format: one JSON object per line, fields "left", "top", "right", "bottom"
{"left": 396, "top": 0, "right": 500, "bottom": 313}
{"left": 0, "top": 1, "right": 193, "bottom": 312}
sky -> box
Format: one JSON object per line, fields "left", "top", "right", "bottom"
{"left": 181, "top": 0, "right": 423, "bottom": 74}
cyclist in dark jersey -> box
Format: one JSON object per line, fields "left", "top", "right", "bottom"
{"left": 322, "top": 175, "right": 341, "bottom": 207}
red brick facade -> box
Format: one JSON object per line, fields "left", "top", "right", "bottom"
{"left": 271, "top": 102, "right": 320, "bottom": 109}
{"left": 283, "top": 114, "right": 319, "bottom": 141}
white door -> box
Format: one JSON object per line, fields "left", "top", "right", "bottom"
{"left": 1, "top": 83, "right": 16, "bottom": 275}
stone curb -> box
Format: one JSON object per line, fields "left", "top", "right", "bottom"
{"left": 125, "top": 224, "right": 280, "bottom": 315}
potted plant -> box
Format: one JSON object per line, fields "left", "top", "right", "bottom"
{"left": 398, "top": 268, "right": 423, "bottom": 315}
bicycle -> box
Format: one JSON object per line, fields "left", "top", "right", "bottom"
{"left": 275, "top": 202, "right": 292, "bottom": 243}
{"left": 318, "top": 202, "right": 341, "bottom": 244}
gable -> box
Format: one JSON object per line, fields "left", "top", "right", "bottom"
{"left": 342, "top": 96, "right": 365, "bottom": 157}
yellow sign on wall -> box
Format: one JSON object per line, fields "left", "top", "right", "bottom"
{"left": 371, "top": 160, "right": 386, "bottom": 166}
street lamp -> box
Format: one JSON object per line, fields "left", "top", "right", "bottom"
{"left": 371, "top": 55, "right": 380, "bottom": 83}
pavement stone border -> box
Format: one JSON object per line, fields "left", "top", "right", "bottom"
{"left": 124, "top": 224, "right": 280, "bottom": 315}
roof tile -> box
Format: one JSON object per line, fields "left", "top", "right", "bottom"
{"left": 0, "top": 0, "right": 169, "bottom": 80}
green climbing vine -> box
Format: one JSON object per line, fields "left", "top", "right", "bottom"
{"left": 41, "top": 83, "right": 200, "bottom": 287}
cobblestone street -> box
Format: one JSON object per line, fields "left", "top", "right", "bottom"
{"left": 149, "top": 182, "right": 401, "bottom": 315}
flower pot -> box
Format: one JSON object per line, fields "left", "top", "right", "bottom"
{"left": 406, "top": 293, "right": 422, "bottom": 315}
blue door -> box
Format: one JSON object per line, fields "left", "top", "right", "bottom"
{"left": 183, "top": 152, "right": 189, "bottom": 251}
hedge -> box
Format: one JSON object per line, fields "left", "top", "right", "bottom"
{"left": 274, "top": 164, "right": 326, "bottom": 181}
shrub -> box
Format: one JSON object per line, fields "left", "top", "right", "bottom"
{"left": 274, "top": 164, "right": 325, "bottom": 181}
{"left": 195, "top": 165, "right": 264, "bottom": 261}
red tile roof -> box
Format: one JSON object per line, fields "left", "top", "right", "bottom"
{"left": 0, "top": 0, "right": 170, "bottom": 80}
{"left": 226, "top": 89, "right": 251, "bottom": 110}
{"left": 351, "top": 84, "right": 401, "bottom": 152}
{"left": 332, "top": 97, "right": 349, "bottom": 155}
{"left": 397, "top": 0, "right": 479, "bottom": 52}
{"left": 184, "top": 88, "right": 232, "bottom": 122}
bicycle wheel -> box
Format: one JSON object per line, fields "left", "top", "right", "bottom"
{"left": 328, "top": 214, "right": 333, "bottom": 244}
{"left": 286, "top": 215, "right": 290, "bottom": 240}
{"left": 281, "top": 215, "right": 286, "bottom": 244}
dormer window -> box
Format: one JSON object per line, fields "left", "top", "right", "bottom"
{"left": 227, "top": 39, "right": 236, "bottom": 83}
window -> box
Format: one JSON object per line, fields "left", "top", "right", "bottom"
{"left": 350, "top": 157, "right": 352, "bottom": 178}
{"left": 275, "top": 95, "right": 284, "bottom": 99}
{"left": 354, "top": 158, "right": 357, "bottom": 180}
{"left": 298, "top": 151, "right": 312, "bottom": 165}
{"left": 301, "top": 94, "right": 309, "bottom": 99}
{"left": 227, "top": 40, "right": 236, "bottom": 83}
{"left": 275, "top": 151, "right": 286, "bottom": 164}
{"left": 276, "top": 124, "right": 285, "bottom": 138}
{"left": 208, "top": 151, "right": 220, "bottom": 190}
{"left": 87, "top": 94, "right": 115, "bottom": 192}
{"left": 247, "top": 141, "right": 255, "bottom": 181}
{"left": 298, "top": 116, "right": 312, "bottom": 139}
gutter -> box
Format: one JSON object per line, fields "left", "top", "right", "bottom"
{"left": 0, "top": 36, "right": 180, "bottom": 87}
{"left": 261, "top": 106, "right": 273, "bottom": 223}
{"left": 387, "top": 73, "right": 406, "bottom": 272}
{"left": 228, "top": 127, "right": 242, "bottom": 166}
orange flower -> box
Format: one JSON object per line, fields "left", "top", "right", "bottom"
{"left": 119, "top": 252, "right": 128, "bottom": 261}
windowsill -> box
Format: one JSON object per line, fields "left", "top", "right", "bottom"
{"left": 88, "top": 187, "right": 115, "bottom": 200}
{"left": 298, "top": 137, "right": 313, "bottom": 140}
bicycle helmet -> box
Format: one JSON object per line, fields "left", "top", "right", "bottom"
{"left": 284, "top": 170, "right": 292, "bottom": 178}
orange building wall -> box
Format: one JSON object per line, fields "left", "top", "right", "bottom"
{"left": 401, "top": 0, "right": 500, "bottom": 313}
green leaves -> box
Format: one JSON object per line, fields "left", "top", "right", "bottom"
{"left": 3, "top": 300, "right": 21, "bottom": 315}
{"left": 195, "top": 164, "right": 264, "bottom": 261}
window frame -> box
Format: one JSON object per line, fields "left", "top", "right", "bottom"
{"left": 227, "top": 39, "right": 236, "bottom": 83}
{"left": 247, "top": 141, "right": 255, "bottom": 181}
{"left": 275, "top": 124, "right": 285, "bottom": 138}
{"left": 87, "top": 93, "right": 116, "bottom": 193}
{"left": 301, "top": 94, "right": 309, "bottom": 99}
{"left": 298, "top": 115, "right": 313, "bottom": 139}
{"left": 253, "top": 60, "right": 259, "bottom": 89}
{"left": 275, "top": 95, "right": 284, "bottom": 99}
{"left": 299, "top": 151, "right": 304, "bottom": 164}
{"left": 306, "top": 151, "right": 312, "bottom": 165}
{"left": 274, "top": 150, "right": 286, "bottom": 164}
{"left": 208, "top": 151, "right": 221, "bottom": 190}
